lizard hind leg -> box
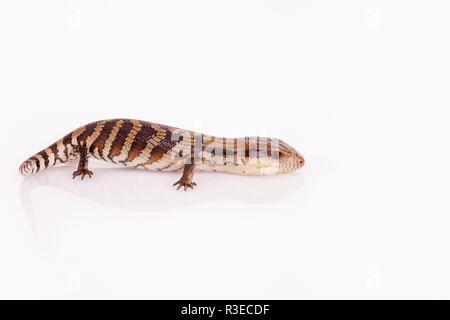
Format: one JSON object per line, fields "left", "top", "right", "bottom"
{"left": 72, "top": 145, "right": 93, "bottom": 180}
{"left": 173, "top": 164, "right": 197, "bottom": 191}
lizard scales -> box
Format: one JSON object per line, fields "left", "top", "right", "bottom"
{"left": 19, "top": 119, "right": 304, "bottom": 190}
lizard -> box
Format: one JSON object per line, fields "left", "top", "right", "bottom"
{"left": 19, "top": 119, "right": 305, "bottom": 190}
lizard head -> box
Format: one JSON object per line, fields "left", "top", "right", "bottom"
{"left": 245, "top": 138, "right": 304, "bottom": 175}
{"left": 276, "top": 140, "right": 304, "bottom": 173}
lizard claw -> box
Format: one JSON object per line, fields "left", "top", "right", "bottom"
{"left": 173, "top": 163, "right": 197, "bottom": 191}
{"left": 73, "top": 169, "right": 93, "bottom": 180}
{"left": 173, "top": 179, "right": 197, "bottom": 191}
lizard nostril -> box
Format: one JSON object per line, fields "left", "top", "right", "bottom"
{"left": 297, "top": 154, "right": 305, "bottom": 167}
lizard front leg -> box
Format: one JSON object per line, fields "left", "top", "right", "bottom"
{"left": 173, "top": 164, "right": 197, "bottom": 191}
{"left": 73, "top": 145, "right": 93, "bottom": 180}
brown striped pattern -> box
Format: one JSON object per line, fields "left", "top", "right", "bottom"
{"left": 19, "top": 118, "right": 304, "bottom": 177}
{"left": 115, "top": 119, "right": 143, "bottom": 163}
{"left": 86, "top": 120, "right": 107, "bottom": 146}
{"left": 140, "top": 126, "right": 180, "bottom": 166}
{"left": 71, "top": 126, "right": 86, "bottom": 145}
{"left": 132, "top": 123, "right": 167, "bottom": 166}
{"left": 76, "top": 122, "right": 98, "bottom": 146}
{"left": 125, "top": 121, "right": 156, "bottom": 162}
{"left": 89, "top": 119, "right": 119, "bottom": 158}
{"left": 108, "top": 120, "right": 134, "bottom": 161}
{"left": 102, "top": 120, "right": 124, "bottom": 160}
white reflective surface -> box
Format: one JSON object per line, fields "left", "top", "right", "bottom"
{"left": 1, "top": 0, "right": 450, "bottom": 299}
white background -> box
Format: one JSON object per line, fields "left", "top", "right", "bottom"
{"left": 1, "top": 0, "right": 449, "bottom": 299}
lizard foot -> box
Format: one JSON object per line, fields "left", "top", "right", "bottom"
{"left": 173, "top": 178, "right": 197, "bottom": 191}
{"left": 73, "top": 169, "right": 93, "bottom": 180}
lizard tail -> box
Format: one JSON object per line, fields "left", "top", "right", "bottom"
{"left": 19, "top": 135, "right": 75, "bottom": 176}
